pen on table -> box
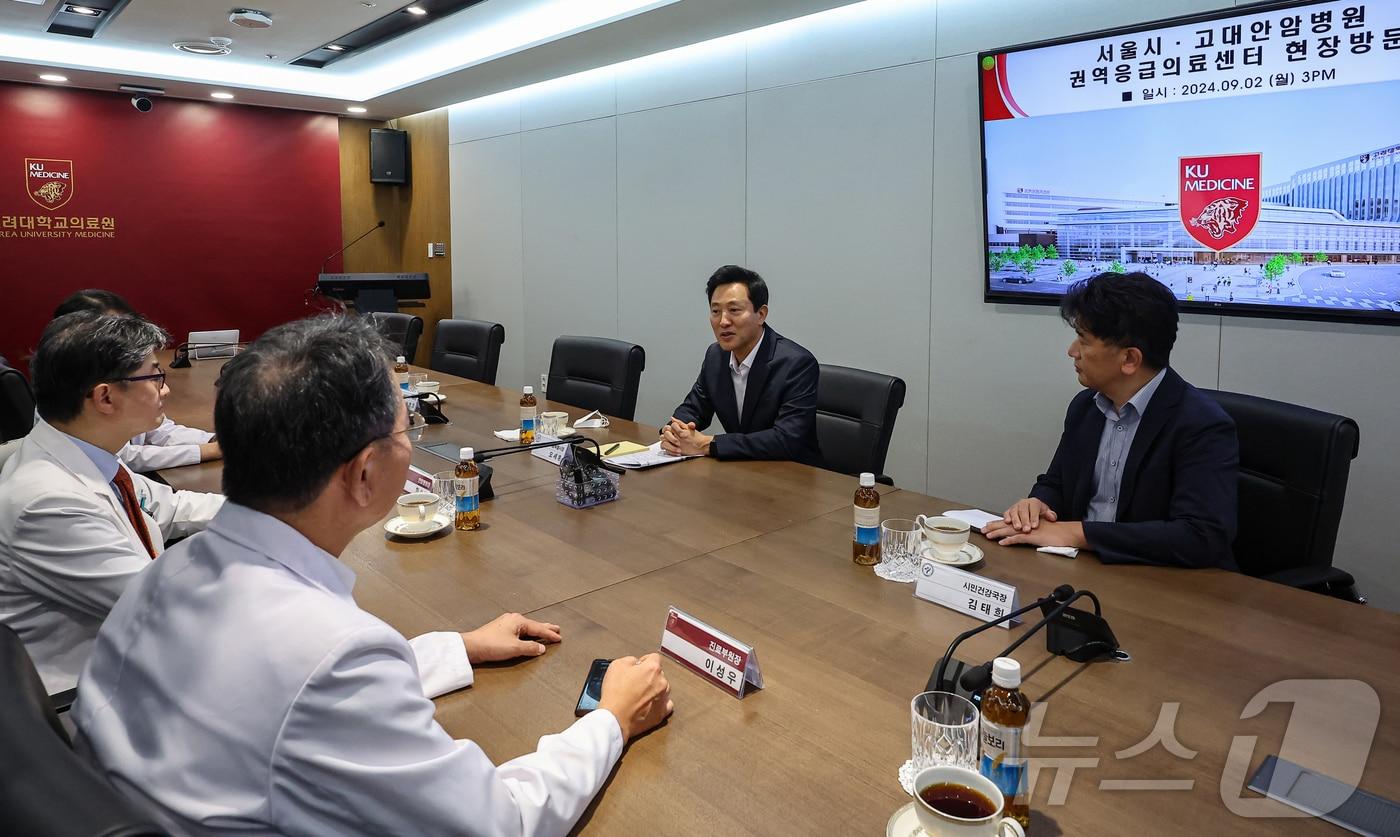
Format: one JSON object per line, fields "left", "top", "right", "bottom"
{"left": 603, "top": 443, "right": 621, "bottom": 455}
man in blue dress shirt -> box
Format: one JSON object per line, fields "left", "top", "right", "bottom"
{"left": 982, "top": 272, "right": 1239, "bottom": 569}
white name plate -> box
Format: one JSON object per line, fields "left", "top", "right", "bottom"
{"left": 659, "top": 606, "right": 764, "bottom": 698}
{"left": 915, "top": 560, "right": 1020, "bottom": 627}
{"left": 527, "top": 434, "right": 568, "bottom": 465}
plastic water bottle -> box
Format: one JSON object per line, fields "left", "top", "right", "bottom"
{"left": 454, "top": 447, "right": 480, "bottom": 531}
{"left": 520, "top": 386, "right": 537, "bottom": 444}
{"left": 852, "top": 472, "right": 880, "bottom": 565}
{"left": 980, "top": 657, "right": 1030, "bottom": 829}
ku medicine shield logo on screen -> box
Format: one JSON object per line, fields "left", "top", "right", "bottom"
{"left": 25, "top": 158, "right": 75, "bottom": 211}
{"left": 1179, "top": 153, "right": 1260, "bottom": 252}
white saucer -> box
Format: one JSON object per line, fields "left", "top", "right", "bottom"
{"left": 887, "top": 802, "right": 923, "bottom": 837}
{"left": 384, "top": 513, "right": 451, "bottom": 538}
{"left": 557, "top": 427, "right": 577, "bottom": 437}
{"left": 922, "top": 541, "right": 984, "bottom": 567}
{"left": 418, "top": 392, "right": 446, "bottom": 403}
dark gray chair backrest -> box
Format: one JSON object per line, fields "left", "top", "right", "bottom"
{"left": 546, "top": 336, "right": 645, "bottom": 421}
{"left": 1203, "top": 389, "right": 1359, "bottom": 579}
{"left": 1, "top": 363, "right": 36, "bottom": 443}
{"left": 366, "top": 312, "right": 424, "bottom": 362}
{"left": 430, "top": 319, "right": 505, "bottom": 385}
{"left": 815, "top": 364, "right": 906, "bottom": 483}
{"left": 0, "top": 624, "right": 166, "bottom": 836}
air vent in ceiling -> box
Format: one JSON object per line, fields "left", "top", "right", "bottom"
{"left": 173, "top": 37, "right": 234, "bottom": 56}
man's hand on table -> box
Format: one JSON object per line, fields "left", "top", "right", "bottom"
{"left": 460, "top": 613, "right": 562, "bottom": 664}
{"left": 660, "top": 418, "right": 711, "bottom": 457}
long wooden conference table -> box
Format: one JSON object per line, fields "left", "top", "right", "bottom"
{"left": 158, "top": 356, "right": 1400, "bottom": 835}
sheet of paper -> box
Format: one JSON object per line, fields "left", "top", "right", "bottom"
{"left": 944, "top": 508, "right": 1002, "bottom": 529}
{"left": 607, "top": 441, "right": 700, "bottom": 470}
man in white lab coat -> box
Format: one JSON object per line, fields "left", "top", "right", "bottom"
{"left": 74, "top": 314, "right": 673, "bottom": 836}
{"left": 0, "top": 311, "right": 225, "bottom": 694}
{"left": 52, "top": 288, "right": 222, "bottom": 471}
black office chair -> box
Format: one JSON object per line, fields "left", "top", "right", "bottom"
{"left": 1203, "top": 389, "right": 1363, "bottom": 603}
{"left": 430, "top": 319, "right": 506, "bottom": 385}
{"left": 815, "top": 364, "right": 906, "bottom": 485}
{"left": 546, "top": 337, "right": 646, "bottom": 421}
{"left": 1, "top": 362, "right": 36, "bottom": 443}
{"left": 366, "top": 312, "right": 424, "bottom": 363}
{"left": 0, "top": 625, "right": 167, "bottom": 836}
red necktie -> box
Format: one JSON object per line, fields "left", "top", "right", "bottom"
{"left": 111, "top": 468, "right": 157, "bottom": 559}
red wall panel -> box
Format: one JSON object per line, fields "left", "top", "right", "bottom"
{"left": 0, "top": 82, "right": 342, "bottom": 373}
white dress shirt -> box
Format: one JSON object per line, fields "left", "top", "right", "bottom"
{"left": 0, "top": 419, "right": 224, "bottom": 693}
{"left": 729, "top": 330, "right": 764, "bottom": 423}
{"left": 119, "top": 416, "right": 214, "bottom": 472}
{"left": 74, "top": 502, "right": 625, "bottom": 836}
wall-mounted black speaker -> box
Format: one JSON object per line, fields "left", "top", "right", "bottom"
{"left": 369, "top": 128, "right": 410, "bottom": 185}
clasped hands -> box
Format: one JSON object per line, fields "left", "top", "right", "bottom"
{"left": 458, "top": 613, "right": 673, "bottom": 741}
{"left": 660, "top": 417, "right": 711, "bottom": 457}
{"left": 980, "top": 497, "right": 1087, "bottom": 549}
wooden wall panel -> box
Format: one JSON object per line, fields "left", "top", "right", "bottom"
{"left": 338, "top": 112, "right": 452, "bottom": 366}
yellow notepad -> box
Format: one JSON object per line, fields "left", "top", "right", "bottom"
{"left": 598, "top": 441, "right": 649, "bottom": 458}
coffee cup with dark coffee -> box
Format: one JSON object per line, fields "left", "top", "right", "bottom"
{"left": 915, "top": 514, "right": 971, "bottom": 558}
{"left": 396, "top": 492, "right": 441, "bottom": 523}
{"left": 914, "top": 765, "right": 1024, "bottom": 836}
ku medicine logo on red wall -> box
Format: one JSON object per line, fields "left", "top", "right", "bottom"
{"left": 1179, "top": 153, "right": 1260, "bottom": 252}
{"left": 25, "top": 158, "right": 75, "bottom": 211}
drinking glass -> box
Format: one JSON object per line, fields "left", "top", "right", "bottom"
{"left": 431, "top": 470, "right": 458, "bottom": 518}
{"left": 407, "top": 372, "right": 427, "bottom": 393}
{"left": 911, "top": 691, "right": 979, "bottom": 771}
{"left": 878, "top": 519, "right": 922, "bottom": 582}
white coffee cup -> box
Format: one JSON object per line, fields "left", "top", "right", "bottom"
{"left": 917, "top": 515, "right": 971, "bottom": 557}
{"left": 396, "top": 492, "right": 440, "bottom": 522}
{"left": 540, "top": 411, "right": 569, "bottom": 436}
{"left": 914, "top": 765, "right": 1025, "bottom": 837}
{"left": 417, "top": 380, "right": 440, "bottom": 395}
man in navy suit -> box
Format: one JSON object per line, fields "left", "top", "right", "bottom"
{"left": 661, "top": 265, "right": 822, "bottom": 466}
{"left": 982, "top": 271, "right": 1239, "bottom": 570}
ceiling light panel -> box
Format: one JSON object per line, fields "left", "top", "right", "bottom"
{"left": 290, "top": 0, "right": 488, "bottom": 68}
{"left": 46, "top": 0, "right": 128, "bottom": 38}
{"left": 0, "top": 0, "right": 677, "bottom": 102}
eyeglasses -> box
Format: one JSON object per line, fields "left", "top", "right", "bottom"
{"left": 116, "top": 369, "right": 167, "bottom": 388}
{"left": 384, "top": 411, "right": 428, "bottom": 443}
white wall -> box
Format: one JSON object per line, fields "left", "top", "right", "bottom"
{"left": 447, "top": 0, "right": 1400, "bottom": 611}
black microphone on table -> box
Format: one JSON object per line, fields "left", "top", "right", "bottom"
{"left": 319, "top": 220, "right": 385, "bottom": 274}
{"left": 954, "top": 589, "right": 1118, "bottom": 694}
{"left": 928, "top": 584, "right": 1121, "bottom": 702}
{"left": 170, "top": 342, "right": 246, "bottom": 369}
{"left": 454, "top": 436, "right": 621, "bottom": 502}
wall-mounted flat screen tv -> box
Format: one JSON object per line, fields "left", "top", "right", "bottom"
{"left": 980, "top": 0, "right": 1400, "bottom": 324}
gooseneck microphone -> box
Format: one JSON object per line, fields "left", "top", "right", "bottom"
{"left": 956, "top": 589, "right": 1102, "bottom": 694}
{"left": 930, "top": 585, "right": 1074, "bottom": 694}
{"left": 319, "top": 220, "right": 386, "bottom": 273}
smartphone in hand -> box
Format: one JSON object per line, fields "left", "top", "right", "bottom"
{"left": 575, "top": 658, "right": 611, "bottom": 717}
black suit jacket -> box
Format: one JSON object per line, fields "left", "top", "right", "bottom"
{"left": 671, "top": 325, "right": 822, "bottom": 466}
{"left": 1030, "top": 368, "right": 1239, "bottom": 570}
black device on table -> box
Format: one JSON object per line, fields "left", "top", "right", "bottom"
{"left": 575, "top": 658, "right": 611, "bottom": 717}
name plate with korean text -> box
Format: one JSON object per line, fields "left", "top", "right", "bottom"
{"left": 915, "top": 560, "right": 1020, "bottom": 627}
{"left": 659, "top": 606, "right": 764, "bottom": 698}
{"left": 402, "top": 465, "right": 434, "bottom": 495}
{"left": 527, "top": 434, "right": 568, "bottom": 465}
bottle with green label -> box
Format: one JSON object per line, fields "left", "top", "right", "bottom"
{"left": 980, "top": 657, "right": 1030, "bottom": 829}
{"left": 852, "top": 472, "right": 880, "bottom": 565}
